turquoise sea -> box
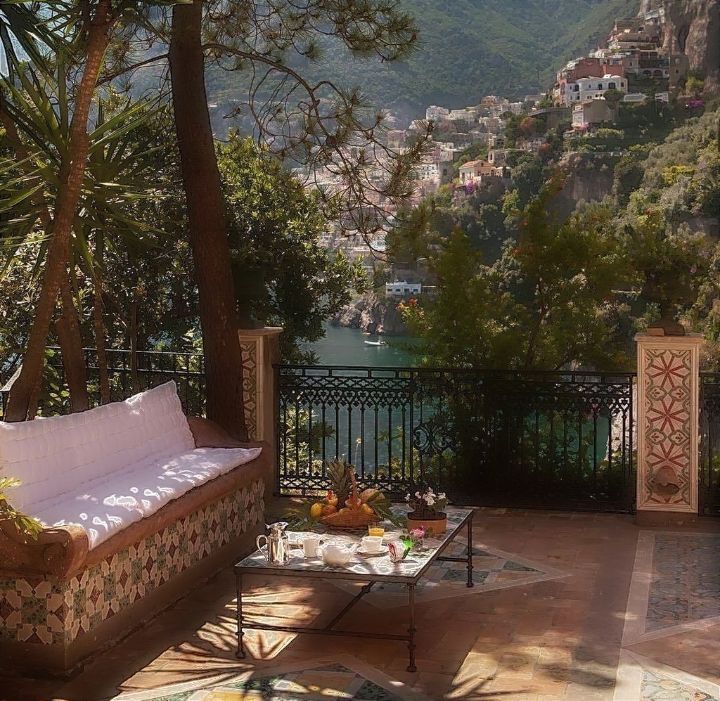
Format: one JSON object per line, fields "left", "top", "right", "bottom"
{"left": 307, "top": 325, "right": 417, "bottom": 367}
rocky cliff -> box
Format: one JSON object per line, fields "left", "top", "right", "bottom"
{"left": 332, "top": 292, "right": 407, "bottom": 336}
{"left": 640, "top": 0, "right": 720, "bottom": 92}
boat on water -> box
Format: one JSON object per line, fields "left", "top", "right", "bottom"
{"left": 364, "top": 339, "right": 387, "bottom": 347}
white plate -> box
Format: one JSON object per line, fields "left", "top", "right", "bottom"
{"left": 357, "top": 547, "right": 386, "bottom": 557}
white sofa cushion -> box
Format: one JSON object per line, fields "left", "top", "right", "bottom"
{"left": 0, "top": 381, "right": 263, "bottom": 549}
{"left": 0, "top": 381, "right": 195, "bottom": 512}
{"left": 33, "top": 445, "right": 262, "bottom": 549}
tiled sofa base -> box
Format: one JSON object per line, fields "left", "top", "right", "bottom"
{"left": 0, "top": 471, "right": 266, "bottom": 675}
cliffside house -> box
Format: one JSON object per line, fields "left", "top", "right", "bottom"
{"left": 572, "top": 99, "right": 618, "bottom": 130}
{"left": 459, "top": 159, "right": 496, "bottom": 184}
{"left": 561, "top": 75, "right": 628, "bottom": 106}
{"left": 385, "top": 281, "right": 422, "bottom": 298}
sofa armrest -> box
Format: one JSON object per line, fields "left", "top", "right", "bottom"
{"left": 0, "top": 520, "right": 89, "bottom": 579}
{"left": 187, "top": 416, "right": 257, "bottom": 448}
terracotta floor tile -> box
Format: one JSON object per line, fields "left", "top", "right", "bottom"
{"left": 4, "top": 510, "right": 719, "bottom": 701}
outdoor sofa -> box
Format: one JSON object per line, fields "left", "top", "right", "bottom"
{"left": 0, "top": 381, "right": 270, "bottom": 674}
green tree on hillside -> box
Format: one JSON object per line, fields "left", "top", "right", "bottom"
{"left": 218, "top": 136, "right": 365, "bottom": 362}
{"left": 401, "top": 179, "right": 633, "bottom": 370}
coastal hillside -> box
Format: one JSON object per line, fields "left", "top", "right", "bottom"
{"left": 207, "top": 0, "right": 640, "bottom": 121}
{"left": 640, "top": 0, "right": 720, "bottom": 92}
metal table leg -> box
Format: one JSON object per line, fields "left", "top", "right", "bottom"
{"left": 407, "top": 583, "right": 417, "bottom": 673}
{"left": 235, "top": 573, "right": 246, "bottom": 659}
{"left": 466, "top": 512, "right": 474, "bottom": 588}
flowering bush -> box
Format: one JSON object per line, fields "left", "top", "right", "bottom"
{"left": 405, "top": 486, "right": 448, "bottom": 519}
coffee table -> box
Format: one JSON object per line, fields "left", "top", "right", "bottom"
{"left": 233, "top": 507, "right": 474, "bottom": 672}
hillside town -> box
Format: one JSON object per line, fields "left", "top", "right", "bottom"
{"left": 316, "top": 5, "right": 700, "bottom": 296}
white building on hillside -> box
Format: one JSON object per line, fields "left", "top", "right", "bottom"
{"left": 386, "top": 281, "right": 422, "bottom": 298}
{"left": 563, "top": 75, "right": 627, "bottom": 105}
{"left": 426, "top": 106, "right": 450, "bottom": 122}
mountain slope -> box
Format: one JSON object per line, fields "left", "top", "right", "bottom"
{"left": 208, "top": 0, "right": 639, "bottom": 121}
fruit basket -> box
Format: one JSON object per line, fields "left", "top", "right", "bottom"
{"left": 285, "top": 460, "right": 400, "bottom": 531}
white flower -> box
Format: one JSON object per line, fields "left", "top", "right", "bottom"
{"left": 424, "top": 495, "right": 435, "bottom": 507}
{"left": 405, "top": 493, "right": 411, "bottom": 501}
{"left": 427, "top": 487, "right": 435, "bottom": 495}
{"left": 438, "top": 492, "right": 446, "bottom": 500}
{"left": 415, "top": 491, "right": 421, "bottom": 498}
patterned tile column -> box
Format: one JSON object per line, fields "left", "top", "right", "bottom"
{"left": 238, "top": 327, "right": 282, "bottom": 446}
{"left": 636, "top": 333, "right": 703, "bottom": 514}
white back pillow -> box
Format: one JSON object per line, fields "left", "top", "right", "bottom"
{"left": 0, "top": 381, "right": 194, "bottom": 512}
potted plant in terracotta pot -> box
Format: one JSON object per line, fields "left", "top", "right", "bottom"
{"left": 405, "top": 486, "right": 448, "bottom": 536}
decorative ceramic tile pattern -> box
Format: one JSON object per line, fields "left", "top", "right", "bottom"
{"left": 640, "top": 668, "right": 720, "bottom": 701}
{"left": 117, "top": 659, "right": 429, "bottom": 701}
{"left": 639, "top": 348, "right": 694, "bottom": 509}
{"left": 239, "top": 340, "right": 258, "bottom": 440}
{"left": 328, "top": 538, "right": 564, "bottom": 608}
{"left": 645, "top": 533, "right": 720, "bottom": 633}
{"left": 0, "top": 480, "right": 264, "bottom": 647}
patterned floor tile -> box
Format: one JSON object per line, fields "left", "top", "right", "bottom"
{"left": 615, "top": 651, "right": 720, "bottom": 701}
{"left": 330, "top": 540, "right": 566, "bottom": 608}
{"left": 645, "top": 534, "right": 720, "bottom": 633}
{"left": 623, "top": 532, "right": 720, "bottom": 647}
{"left": 640, "top": 668, "right": 720, "bottom": 700}
{"left": 115, "top": 657, "right": 431, "bottom": 701}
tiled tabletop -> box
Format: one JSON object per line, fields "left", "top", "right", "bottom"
{"left": 234, "top": 507, "right": 472, "bottom": 584}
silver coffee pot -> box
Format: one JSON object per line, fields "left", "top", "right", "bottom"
{"left": 256, "top": 522, "right": 290, "bottom": 565}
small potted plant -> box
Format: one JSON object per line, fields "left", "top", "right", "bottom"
{"left": 405, "top": 486, "right": 448, "bottom": 536}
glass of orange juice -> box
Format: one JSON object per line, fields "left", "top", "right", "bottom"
{"left": 368, "top": 525, "right": 385, "bottom": 538}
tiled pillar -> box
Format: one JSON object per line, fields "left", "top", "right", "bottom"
{"left": 238, "top": 327, "right": 282, "bottom": 448}
{"left": 636, "top": 333, "right": 703, "bottom": 516}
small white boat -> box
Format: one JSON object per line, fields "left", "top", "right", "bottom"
{"left": 364, "top": 340, "right": 387, "bottom": 347}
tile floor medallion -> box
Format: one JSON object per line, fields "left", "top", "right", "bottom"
{"left": 623, "top": 531, "right": 720, "bottom": 645}
{"left": 330, "top": 539, "right": 567, "bottom": 608}
{"left": 615, "top": 532, "right": 720, "bottom": 701}
{"left": 614, "top": 651, "right": 720, "bottom": 701}
{"left": 115, "top": 656, "right": 432, "bottom": 701}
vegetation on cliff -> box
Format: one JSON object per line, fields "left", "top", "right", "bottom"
{"left": 393, "top": 107, "right": 720, "bottom": 370}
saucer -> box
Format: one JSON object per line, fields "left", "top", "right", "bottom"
{"left": 357, "top": 547, "right": 385, "bottom": 557}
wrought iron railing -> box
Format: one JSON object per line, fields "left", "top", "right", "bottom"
{"left": 0, "top": 348, "right": 206, "bottom": 419}
{"left": 700, "top": 373, "right": 720, "bottom": 515}
{"left": 277, "top": 365, "right": 636, "bottom": 512}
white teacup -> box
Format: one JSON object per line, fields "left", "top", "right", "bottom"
{"left": 302, "top": 534, "right": 322, "bottom": 558}
{"left": 361, "top": 535, "right": 384, "bottom": 553}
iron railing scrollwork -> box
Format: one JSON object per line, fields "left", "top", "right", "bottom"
{"left": 277, "top": 365, "right": 636, "bottom": 512}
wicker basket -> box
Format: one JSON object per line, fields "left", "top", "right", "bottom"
{"left": 319, "top": 473, "right": 380, "bottom": 529}
{"left": 320, "top": 509, "right": 380, "bottom": 530}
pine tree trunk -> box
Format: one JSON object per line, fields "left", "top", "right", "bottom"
{"left": 56, "top": 276, "right": 90, "bottom": 412}
{"left": 92, "top": 234, "right": 111, "bottom": 404}
{"left": 169, "top": 0, "right": 248, "bottom": 439}
{"left": 129, "top": 289, "right": 140, "bottom": 395}
{"left": 92, "top": 280, "right": 111, "bottom": 404}
{"left": 5, "top": 0, "right": 113, "bottom": 421}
